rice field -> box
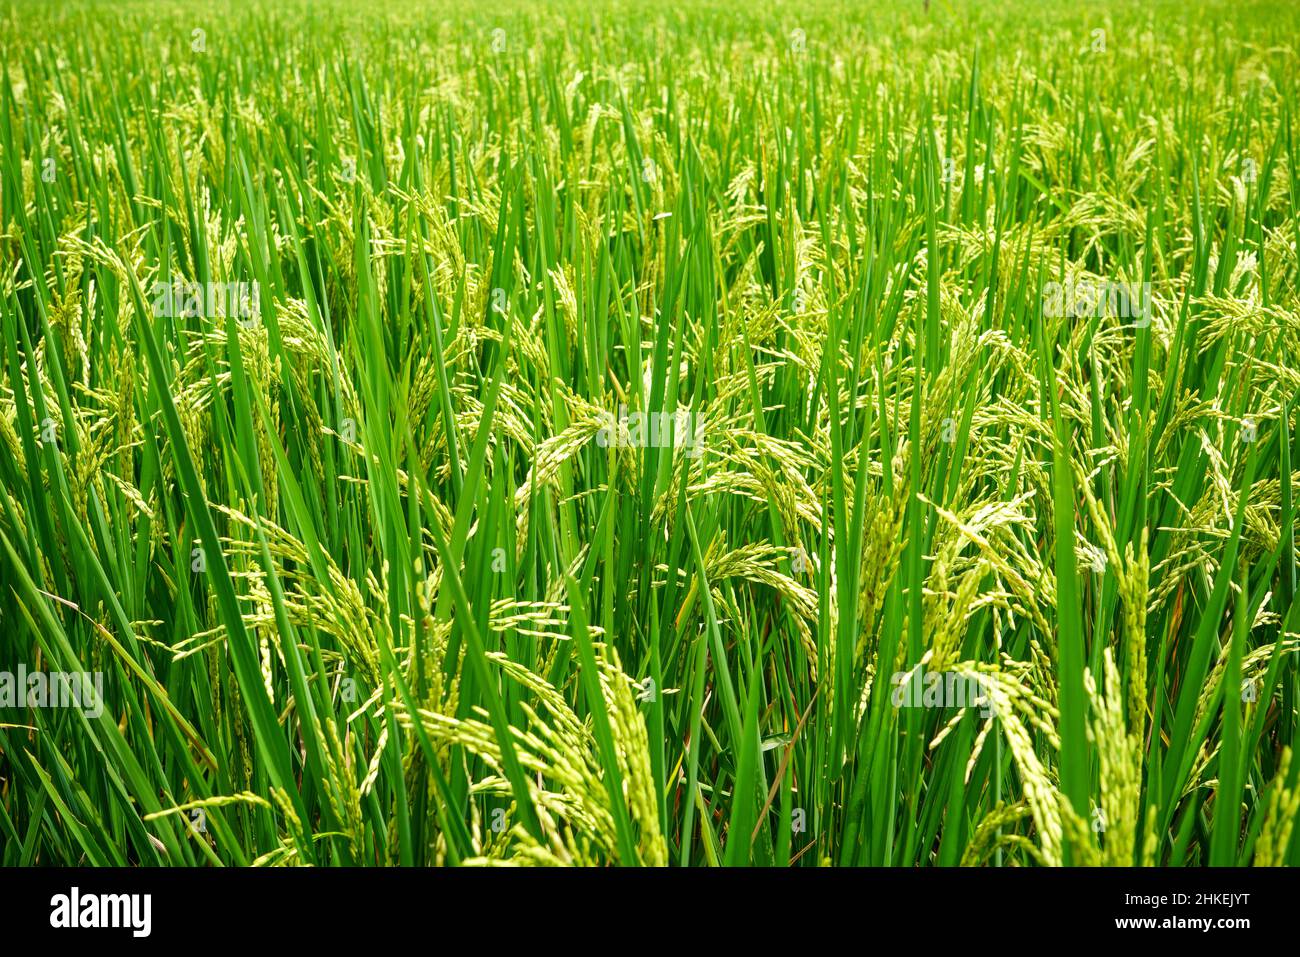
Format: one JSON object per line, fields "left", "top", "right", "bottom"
{"left": 1, "top": 0, "right": 1298, "bottom": 868}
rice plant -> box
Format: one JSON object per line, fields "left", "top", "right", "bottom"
{"left": 1, "top": 0, "right": 1298, "bottom": 868}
